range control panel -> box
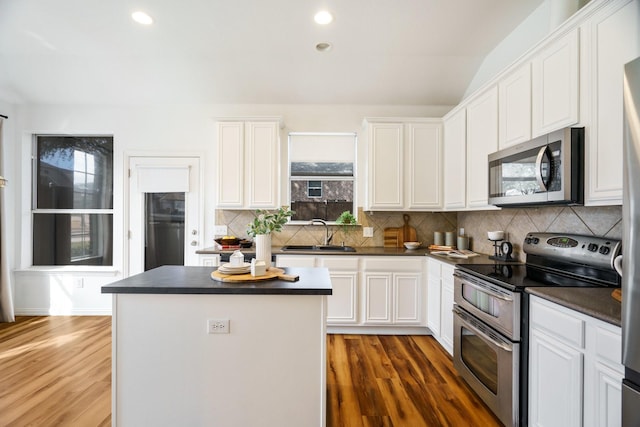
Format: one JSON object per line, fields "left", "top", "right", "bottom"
{"left": 523, "top": 232, "right": 621, "bottom": 270}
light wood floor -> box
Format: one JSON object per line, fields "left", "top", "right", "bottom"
{"left": 0, "top": 317, "right": 501, "bottom": 426}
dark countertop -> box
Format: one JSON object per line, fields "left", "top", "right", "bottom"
{"left": 197, "top": 245, "right": 516, "bottom": 266}
{"left": 101, "top": 265, "right": 332, "bottom": 295}
{"left": 526, "top": 287, "right": 621, "bottom": 327}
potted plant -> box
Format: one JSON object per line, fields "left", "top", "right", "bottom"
{"left": 335, "top": 210, "right": 358, "bottom": 243}
{"left": 247, "top": 206, "right": 294, "bottom": 268}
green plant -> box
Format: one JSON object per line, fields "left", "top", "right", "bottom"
{"left": 247, "top": 206, "right": 295, "bottom": 237}
{"left": 336, "top": 210, "right": 357, "bottom": 226}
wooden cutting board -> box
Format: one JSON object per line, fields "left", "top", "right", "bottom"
{"left": 612, "top": 288, "right": 622, "bottom": 303}
{"left": 211, "top": 267, "right": 299, "bottom": 283}
{"left": 402, "top": 214, "right": 418, "bottom": 242}
{"left": 384, "top": 228, "right": 403, "bottom": 248}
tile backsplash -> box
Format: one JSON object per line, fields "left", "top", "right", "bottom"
{"left": 216, "top": 205, "right": 622, "bottom": 262}
{"left": 458, "top": 205, "right": 622, "bottom": 261}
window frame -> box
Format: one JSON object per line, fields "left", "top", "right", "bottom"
{"left": 31, "top": 134, "right": 115, "bottom": 267}
{"left": 287, "top": 132, "right": 358, "bottom": 224}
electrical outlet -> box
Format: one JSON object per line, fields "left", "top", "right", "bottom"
{"left": 460, "top": 227, "right": 465, "bottom": 236}
{"left": 363, "top": 227, "right": 374, "bottom": 238}
{"left": 214, "top": 225, "right": 228, "bottom": 236}
{"left": 73, "top": 277, "right": 84, "bottom": 288}
{"left": 207, "top": 319, "right": 230, "bottom": 334}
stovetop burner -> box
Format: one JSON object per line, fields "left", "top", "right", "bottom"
{"left": 457, "top": 232, "right": 622, "bottom": 291}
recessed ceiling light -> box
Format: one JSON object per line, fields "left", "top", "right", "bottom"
{"left": 314, "top": 11, "right": 333, "bottom": 25}
{"left": 132, "top": 11, "right": 153, "bottom": 25}
{"left": 315, "top": 42, "right": 332, "bottom": 52}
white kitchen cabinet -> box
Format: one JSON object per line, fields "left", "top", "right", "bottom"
{"left": 582, "top": 0, "right": 640, "bottom": 205}
{"left": 364, "top": 118, "right": 443, "bottom": 211}
{"left": 466, "top": 86, "right": 499, "bottom": 209}
{"left": 529, "top": 295, "right": 623, "bottom": 427}
{"left": 216, "top": 119, "right": 281, "bottom": 209}
{"left": 532, "top": 28, "right": 580, "bottom": 137}
{"left": 499, "top": 63, "right": 532, "bottom": 148}
{"left": 443, "top": 109, "right": 467, "bottom": 210}
{"left": 318, "top": 257, "right": 359, "bottom": 325}
{"left": 426, "top": 257, "right": 454, "bottom": 356}
{"left": 198, "top": 254, "right": 220, "bottom": 267}
{"left": 361, "top": 257, "right": 425, "bottom": 327}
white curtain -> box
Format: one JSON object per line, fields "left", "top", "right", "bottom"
{"left": 0, "top": 117, "right": 15, "bottom": 322}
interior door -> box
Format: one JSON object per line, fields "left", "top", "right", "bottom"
{"left": 128, "top": 156, "right": 201, "bottom": 275}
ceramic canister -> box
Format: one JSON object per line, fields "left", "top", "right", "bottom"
{"left": 434, "top": 231, "right": 444, "bottom": 246}
{"left": 445, "top": 231, "right": 456, "bottom": 247}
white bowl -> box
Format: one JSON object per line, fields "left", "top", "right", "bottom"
{"left": 487, "top": 231, "right": 505, "bottom": 241}
{"left": 404, "top": 242, "right": 422, "bottom": 250}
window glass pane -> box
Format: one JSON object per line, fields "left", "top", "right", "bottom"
{"left": 145, "top": 193, "right": 185, "bottom": 271}
{"left": 37, "top": 136, "right": 113, "bottom": 209}
{"left": 291, "top": 180, "right": 353, "bottom": 221}
{"left": 33, "top": 213, "right": 113, "bottom": 266}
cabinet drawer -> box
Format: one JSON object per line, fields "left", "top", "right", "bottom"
{"left": 595, "top": 325, "right": 622, "bottom": 366}
{"left": 318, "top": 257, "right": 359, "bottom": 271}
{"left": 362, "top": 257, "right": 423, "bottom": 272}
{"left": 531, "top": 297, "right": 585, "bottom": 349}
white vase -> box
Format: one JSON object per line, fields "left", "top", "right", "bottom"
{"left": 255, "top": 234, "right": 272, "bottom": 269}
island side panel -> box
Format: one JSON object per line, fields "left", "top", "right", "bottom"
{"left": 112, "top": 293, "right": 327, "bottom": 427}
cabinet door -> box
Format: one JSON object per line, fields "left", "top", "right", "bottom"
{"left": 588, "top": 361, "right": 622, "bottom": 427}
{"left": 439, "top": 265, "right": 455, "bottom": 355}
{"left": 366, "top": 122, "right": 404, "bottom": 210}
{"left": 406, "top": 122, "right": 443, "bottom": 210}
{"left": 393, "top": 273, "right": 422, "bottom": 325}
{"left": 443, "top": 109, "right": 467, "bottom": 209}
{"left": 199, "top": 255, "right": 220, "bottom": 267}
{"left": 499, "top": 63, "right": 532, "bottom": 148}
{"left": 363, "top": 273, "right": 393, "bottom": 324}
{"left": 532, "top": 29, "right": 580, "bottom": 137}
{"left": 246, "top": 121, "right": 279, "bottom": 208}
{"left": 216, "top": 122, "right": 244, "bottom": 207}
{"left": 466, "top": 87, "right": 498, "bottom": 208}
{"left": 529, "top": 330, "right": 583, "bottom": 427}
{"left": 326, "top": 273, "right": 359, "bottom": 325}
{"left": 426, "top": 271, "right": 442, "bottom": 336}
{"left": 584, "top": 0, "right": 640, "bottom": 205}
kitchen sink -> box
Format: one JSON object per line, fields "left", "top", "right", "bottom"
{"left": 281, "top": 244, "right": 356, "bottom": 252}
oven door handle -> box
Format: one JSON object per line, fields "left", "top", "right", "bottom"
{"left": 455, "top": 276, "right": 513, "bottom": 302}
{"left": 535, "top": 145, "right": 550, "bottom": 191}
{"left": 454, "top": 307, "right": 513, "bottom": 353}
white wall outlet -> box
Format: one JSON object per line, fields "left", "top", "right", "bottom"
{"left": 213, "top": 225, "right": 228, "bottom": 236}
{"left": 73, "top": 277, "right": 84, "bottom": 288}
{"left": 363, "top": 227, "right": 374, "bottom": 238}
{"left": 207, "top": 319, "right": 230, "bottom": 334}
{"left": 460, "top": 227, "right": 465, "bottom": 236}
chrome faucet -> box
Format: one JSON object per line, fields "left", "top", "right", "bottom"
{"left": 311, "top": 219, "right": 333, "bottom": 245}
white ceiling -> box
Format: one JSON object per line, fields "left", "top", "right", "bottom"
{"left": 0, "top": 0, "right": 545, "bottom": 106}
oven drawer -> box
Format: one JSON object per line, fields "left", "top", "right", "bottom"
{"left": 453, "top": 306, "right": 520, "bottom": 427}
{"left": 454, "top": 271, "right": 521, "bottom": 340}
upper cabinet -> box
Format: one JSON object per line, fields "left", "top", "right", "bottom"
{"left": 466, "top": 86, "right": 499, "bottom": 209}
{"left": 364, "top": 118, "right": 443, "bottom": 211}
{"left": 216, "top": 119, "right": 281, "bottom": 209}
{"left": 532, "top": 28, "right": 580, "bottom": 137}
{"left": 443, "top": 109, "right": 467, "bottom": 210}
{"left": 582, "top": 0, "right": 640, "bottom": 205}
{"left": 499, "top": 63, "right": 532, "bottom": 149}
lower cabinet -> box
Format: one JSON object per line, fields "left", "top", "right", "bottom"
{"left": 426, "top": 258, "right": 455, "bottom": 355}
{"left": 276, "top": 254, "right": 427, "bottom": 332}
{"left": 198, "top": 254, "right": 220, "bottom": 267}
{"left": 529, "top": 295, "right": 623, "bottom": 427}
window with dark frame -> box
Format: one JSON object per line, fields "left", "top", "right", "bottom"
{"left": 307, "top": 180, "right": 322, "bottom": 198}
{"left": 32, "top": 135, "right": 114, "bottom": 266}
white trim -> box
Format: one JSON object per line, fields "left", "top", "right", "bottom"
{"left": 15, "top": 308, "right": 112, "bottom": 316}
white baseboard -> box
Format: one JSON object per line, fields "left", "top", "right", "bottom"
{"left": 15, "top": 308, "right": 112, "bottom": 316}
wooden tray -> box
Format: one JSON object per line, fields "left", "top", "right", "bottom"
{"left": 211, "top": 267, "right": 299, "bottom": 283}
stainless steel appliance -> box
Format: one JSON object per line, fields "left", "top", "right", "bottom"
{"left": 454, "top": 233, "right": 621, "bottom": 427}
{"left": 488, "top": 127, "right": 584, "bottom": 207}
{"left": 620, "top": 56, "right": 640, "bottom": 427}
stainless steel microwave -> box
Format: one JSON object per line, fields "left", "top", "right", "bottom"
{"left": 488, "top": 127, "right": 584, "bottom": 207}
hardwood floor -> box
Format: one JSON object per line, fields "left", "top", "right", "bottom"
{"left": 0, "top": 317, "right": 501, "bottom": 426}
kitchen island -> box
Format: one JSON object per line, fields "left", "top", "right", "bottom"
{"left": 102, "top": 265, "right": 331, "bottom": 427}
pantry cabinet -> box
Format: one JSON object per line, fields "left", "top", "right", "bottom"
{"left": 426, "top": 257, "right": 454, "bottom": 356}
{"left": 364, "top": 118, "right": 443, "bottom": 211}
{"left": 532, "top": 28, "right": 580, "bottom": 137}
{"left": 582, "top": 0, "right": 640, "bottom": 205}
{"left": 216, "top": 119, "right": 281, "bottom": 209}
{"left": 443, "top": 109, "right": 467, "bottom": 210}
{"left": 529, "top": 296, "right": 623, "bottom": 427}
{"left": 465, "top": 86, "right": 499, "bottom": 209}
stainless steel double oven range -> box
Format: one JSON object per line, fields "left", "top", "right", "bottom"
{"left": 452, "top": 232, "right": 621, "bottom": 426}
